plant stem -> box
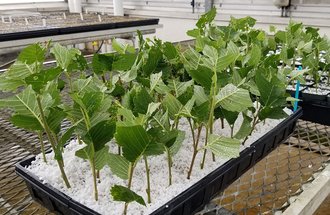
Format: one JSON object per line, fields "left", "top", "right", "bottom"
{"left": 166, "top": 148, "right": 172, "bottom": 186}
{"left": 143, "top": 156, "right": 151, "bottom": 203}
{"left": 38, "top": 131, "right": 47, "bottom": 163}
{"left": 123, "top": 162, "right": 135, "bottom": 215}
{"left": 90, "top": 158, "right": 98, "bottom": 201}
{"left": 36, "top": 96, "right": 71, "bottom": 188}
{"left": 201, "top": 72, "right": 217, "bottom": 169}
{"left": 230, "top": 125, "right": 234, "bottom": 138}
{"left": 187, "top": 126, "right": 202, "bottom": 179}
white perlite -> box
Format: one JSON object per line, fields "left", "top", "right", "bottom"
{"left": 27, "top": 108, "right": 293, "bottom": 215}
{"left": 303, "top": 87, "right": 330, "bottom": 96}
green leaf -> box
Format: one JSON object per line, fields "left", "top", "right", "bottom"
{"left": 92, "top": 53, "right": 114, "bottom": 74}
{"left": 6, "top": 61, "right": 38, "bottom": 80}
{"left": 255, "top": 70, "right": 286, "bottom": 107}
{"left": 186, "top": 66, "right": 212, "bottom": 90}
{"left": 111, "top": 185, "right": 146, "bottom": 206}
{"left": 196, "top": 7, "right": 216, "bottom": 28}
{"left": 142, "top": 47, "right": 162, "bottom": 76}
{"left": 107, "top": 153, "right": 130, "bottom": 179}
{"left": 248, "top": 45, "right": 261, "bottom": 66}
{"left": 95, "top": 146, "right": 110, "bottom": 170}
{"left": 181, "top": 47, "right": 202, "bottom": 71}
{"left": 219, "top": 109, "right": 239, "bottom": 126}
{"left": 0, "top": 75, "right": 25, "bottom": 92}
{"left": 112, "top": 54, "right": 137, "bottom": 71}
{"left": 150, "top": 72, "right": 170, "bottom": 94}
{"left": 0, "top": 86, "right": 53, "bottom": 121}
{"left": 168, "top": 80, "right": 193, "bottom": 97}
{"left": 133, "top": 87, "right": 153, "bottom": 114}
{"left": 115, "top": 124, "right": 151, "bottom": 162}
{"left": 216, "top": 52, "right": 237, "bottom": 71}
{"left": 194, "top": 85, "right": 208, "bottom": 106}
{"left": 85, "top": 120, "right": 116, "bottom": 151}
{"left": 59, "top": 126, "right": 76, "bottom": 147}
{"left": 162, "top": 93, "right": 183, "bottom": 119}
{"left": 216, "top": 84, "right": 253, "bottom": 112}
{"left": 192, "top": 101, "right": 209, "bottom": 123}
{"left": 259, "top": 107, "right": 288, "bottom": 121}
{"left": 169, "top": 130, "right": 185, "bottom": 155}
{"left": 163, "top": 42, "right": 178, "bottom": 60}
{"left": 112, "top": 39, "right": 135, "bottom": 54}
{"left": 50, "top": 43, "right": 80, "bottom": 70}
{"left": 227, "top": 41, "right": 240, "bottom": 56}
{"left": 25, "top": 67, "right": 62, "bottom": 93}
{"left": 46, "top": 107, "right": 67, "bottom": 135}
{"left": 10, "top": 114, "right": 43, "bottom": 131}
{"left": 146, "top": 102, "right": 161, "bottom": 118}
{"left": 75, "top": 144, "right": 94, "bottom": 160}
{"left": 234, "top": 114, "right": 252, "bottom": 139}
{"left": 17, "top": 43, "right": 45, "bottom": 64}
{"left": 206, "top": 134, "right": 240, "bottom": 158}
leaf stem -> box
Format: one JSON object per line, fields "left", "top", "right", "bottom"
{"left": 143, "top": 156, "right": 151, "bottom": 203}
{"left": 201, "top": 72, "right": 217, "bottom": 169}
{"left": 124, "top": 162, "right": 135, "bottom": 215}
{"left": 187, "top": 125, "right": 202, "bottom": 179}
{"left": 166, "top": 148, "right": 172, "bottom": 186}
{"left": 38, "top": 131, "right": 47, "bottom": 163}
{"left": 36, "top": 95, "right": 71, "bottom": 188}
{"left": 90, "top": 158, "right": 98, "bottom": 201}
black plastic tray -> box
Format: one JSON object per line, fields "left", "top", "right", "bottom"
{"left": 301, "top": 90, "right": 329, "bottom": 102}
{"left": 301, "top": 102, "right": 330, "bottom": 125}
{"left": 0, "top": 19, "right": 159, "bottom": 42}
{"left": 15, "top": 108, "right": 302, "bottom": 215}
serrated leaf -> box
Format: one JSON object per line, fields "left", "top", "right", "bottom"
{"left": 219, "top": 109, "right": 239, "bottom": 126}
{"left": 59, "top": 126, "right": 76, "bottom": 147}
{"left": 168, "top": 80, "right": 193, "bottom": 97}
{"left": 25, "top": 67, "right": 62, "bottom": 93}
{"left": 112, "top": 54, "right": 137, "bottom": 71}
{"left": 182, "top": 47, "right": 202, "bottom": 71}
{"left": 94, "top": 146, "right": 110, "bottom": 170}
{"left": 248, "top": 45, "right": 261, "bottom": 66}
{"left": 162, "top": 93, "right": 183, "bottom": 119}
{"left": 194, "top": 85, "right": 208, "bottom": 106}
{"left": 163, "top": 42, "right": 178, "bottom": 60}
{"left": 234, "top": 114, "right": 252, "bottom": 139}
{"left": 115, "top": 124, "right": 151, "bottom": 162}
{"left": 216, "top": 84, "right": 253, "bottom": 112}
{"left": 133, "top": 87, "right": 153, "bottom": 114}
{"left": 142, "top": 47, "right": 162, "bottom": 76}
{"left": 46, "top": 107, "right": 66, "bottom": 135}
{"left": 146, "top": 102, "right": 161, "bottom": 118}
{"left": 10, "top": 114, "right": 43, "bottom": 131}
{"left": 0, "top": 86, "right": 53, "bottom": 121}
{"left": 187, "top": 65, "right": 213, "bottom": 90}
{"left": 111, "top": 185, "right": 146, "bottom": 206}
{"left": 206, "top": 134, "right": 240, "bottom": 158}
{"left": 84, "top": 120, "right": 116, "bottom": 151}
{"left": 216, "top": 53, "right": 237, "bottom": 71}
{"left": 50, "top": 43, "right": 80, "bottom": 70}
{"left": 259, "top": 106, "right": 288, "bottom": 121}
{"left": 17, "top": 43, "right": 45, "bottom": 64}
{"left": 92, "top": 53, "right": 114, "bottom": 74}
{"left": 107, "top": 153, "right": 129, "bottom": 179}
{"left": 75, "top": 144, "right": 94, "bottom": 160}
{"left": 255, "top": 70, "right": 286, "bottom": 107}
{"left": 169, "top": 130, "right": 185, "bottom": 155}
